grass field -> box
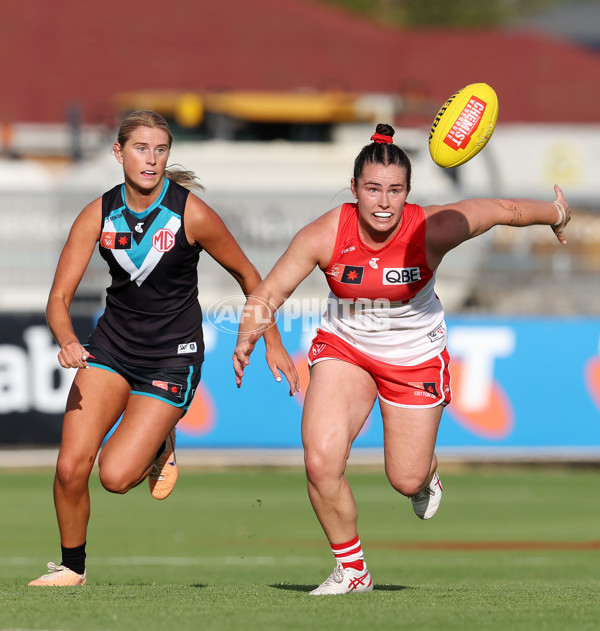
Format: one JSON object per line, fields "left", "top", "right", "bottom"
{"left": 1, "top": 465, "right": 599, "bottom": 630}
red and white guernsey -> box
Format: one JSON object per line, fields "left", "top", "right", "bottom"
{"left": 321, "top": 202, "right": 446, "bottom": 365}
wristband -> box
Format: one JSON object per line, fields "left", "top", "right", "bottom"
{"left": 553, "top": 203, "right": 566, "bottom": 228}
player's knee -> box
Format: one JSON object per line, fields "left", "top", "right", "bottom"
{"left": 304, "top": 448, "right": 345, "bottom": 486}
{"left": 386, "top": 472, "right": 426, "bottom": 498}
{"left": 99, "top": 475, "right": 131, "bottom": 495}
{"left": 98, "top": 466, "right": 134, "bottom": 495}
{"left": 55, "top": 455, "right": 92, "bottom": 491}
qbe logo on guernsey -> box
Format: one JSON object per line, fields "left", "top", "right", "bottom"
{"left": 153, "top": 229, "right": 176, "bottom": 252}
{"left": 383, "top": 267, "right": 421, "bottom": 285}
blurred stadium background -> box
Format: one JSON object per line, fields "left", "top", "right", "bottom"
{"left": 1, "top": 0, "right": 599, "bottom": 464}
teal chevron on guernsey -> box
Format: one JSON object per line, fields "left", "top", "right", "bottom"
{"left": 90, "top": 177, "right": 205, "bottom": 366}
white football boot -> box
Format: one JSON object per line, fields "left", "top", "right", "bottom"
{"left": 309, "top": 563, "right": 373, "bottom": 595}
{"left": 411, "top": 471, "right": 443, "bottom": 520}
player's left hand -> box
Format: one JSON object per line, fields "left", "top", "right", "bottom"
{"left": 265, "top": 340, "right": 300, "bottom": 396}
{"left": 551, "top": 184, "right": 571, "bottom": 246}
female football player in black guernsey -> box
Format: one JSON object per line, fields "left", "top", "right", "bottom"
{"left": 29, "top": 110, "right": 299, "bottom": 586}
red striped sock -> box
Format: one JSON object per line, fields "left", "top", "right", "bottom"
{"left": 331, "top": 535, "right": 364, "bottom": 571}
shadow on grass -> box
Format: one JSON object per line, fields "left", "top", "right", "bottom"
{"left": 270, "top": 584, "right": 314, "bottom": 593}
{"left": 270, "top": 583, "right": 410, "bottom": 593}
{"left": 105, "top": 583, "right": 209, "bottom": 588}
{"left": 374, "top": 584, "right": 411, "bottom": 592}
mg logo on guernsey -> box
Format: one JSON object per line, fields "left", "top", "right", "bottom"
{"left": 153, "top": 228, "right": 176, "bottom": 252}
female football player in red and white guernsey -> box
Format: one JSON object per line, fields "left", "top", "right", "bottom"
{"left": 29, "top": 110, "right": 298, "bottom": 587}
{"left": 233, "top": 123, "right": 570, "bottom": 595}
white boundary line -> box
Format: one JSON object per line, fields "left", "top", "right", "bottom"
{"left": 1, "top": 555, "right": 321, "bottom": 566}
{"left": 0, "top": 447, "right": 599, "bottom": 469}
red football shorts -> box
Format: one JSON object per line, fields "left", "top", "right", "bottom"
{"left": 308, "top": 329, "right": 452, "bottom": 408}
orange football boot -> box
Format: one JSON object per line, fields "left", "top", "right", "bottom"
{"left": 29, "top": 562, "right": 86, "bottom": 586}
{"left": 148, "top": 429, "right": 178, "bottom": 500}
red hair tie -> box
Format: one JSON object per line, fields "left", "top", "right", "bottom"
{"left": 370, "top": 133, "right": 393, "bottom": 144}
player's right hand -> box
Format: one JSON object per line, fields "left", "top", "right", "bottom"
{"left": 232, "top": 331, "right": 260, "bottom": 388}
{"left": 58, "top": 340, "right": 89, "bottom": 369}
{"left": 551, "top": 184, "right": 571, "bottom": 246}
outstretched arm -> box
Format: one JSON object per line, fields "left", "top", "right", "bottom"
{"left": 184, "top": 194, "right": 299, "bottom": 393}
{"left": 232, "top": 209, "right": 338, "bottom": 391}
{"left": 425, "top": 184, "right": 571, "bottom": 268}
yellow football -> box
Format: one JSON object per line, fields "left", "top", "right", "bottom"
{"left": 429, "top": 83, "right": 498, "bottom": 168}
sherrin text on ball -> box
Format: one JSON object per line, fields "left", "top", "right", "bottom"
{"left": 429, "top": 82, "right": 498, "bottom": 168}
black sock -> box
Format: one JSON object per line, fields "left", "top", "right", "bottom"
{"left": 61, "top": 542, "right": 86, "bottom": 575}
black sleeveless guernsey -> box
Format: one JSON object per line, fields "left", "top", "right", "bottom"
{"left": 89, "top": 178, "right": 204, "bottom": 367}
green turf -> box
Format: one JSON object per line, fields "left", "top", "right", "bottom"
{"left": 1, "top": 466, "right": 599, "bottom": 630}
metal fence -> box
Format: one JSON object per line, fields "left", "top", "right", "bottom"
{"left": 1, "top": 188, "right": 598, "bottom": 317}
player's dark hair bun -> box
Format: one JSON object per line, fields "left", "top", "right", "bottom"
{"left": 375, "top": 123, "right": 395, "bottom": 138}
